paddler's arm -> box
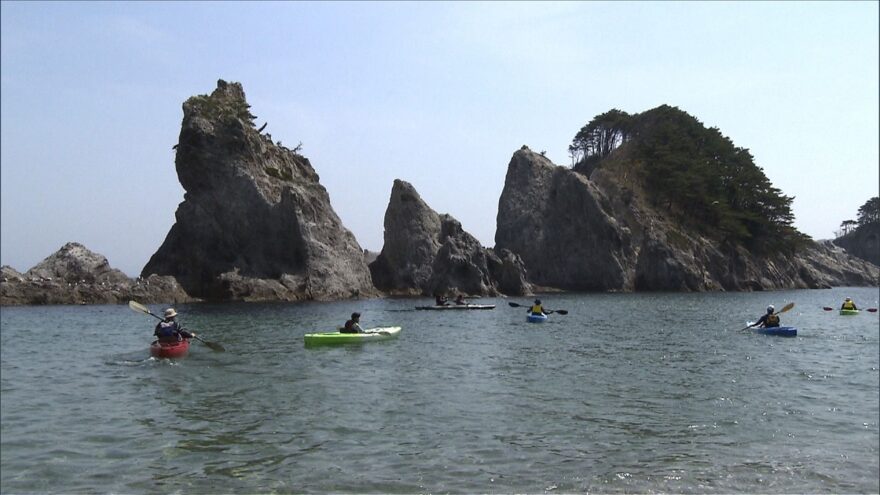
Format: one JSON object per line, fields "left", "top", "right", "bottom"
{"left": 179, "top": 325, "right": 196, "bottom": 339}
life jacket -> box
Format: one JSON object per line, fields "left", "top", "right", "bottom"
{"left": 156, "top": 321, "right": 180, "bottom": 342}
{"left": 842, "top": 301, "right": 856, "bottom": 310}
{"left": 765, "top": 313, "right": 780, "bottom": 327}
{"left": 530, "top": 304, "right": 544, "bottom": 315}
{"left": 343, "top": 319, "right": 358, "bottom": 333}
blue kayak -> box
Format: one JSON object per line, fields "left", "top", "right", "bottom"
{"left": 754, "top": 326, "right": 797, "bottom": 337}
{"left": 527, "top": 313, "right": 548, "bottom": 323}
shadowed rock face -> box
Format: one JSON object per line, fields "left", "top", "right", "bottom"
{"left": 141, "top": 80, "right": 375, "bottom": 301}
{"left": 833, "top": 224, "right": 880, "bottom": 267}
{"left": 1, "top": 243, "right": 192, "bottom": 305}
{"left": 369, "top": 179, "right": 531, "bottom": 296}
{"left": 495, "top": 147, "right": 879, "bottom": 291}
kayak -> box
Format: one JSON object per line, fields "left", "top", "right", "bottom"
{"left": 839, "top": 309, "right": 860, "bottom": 316}
{"left": 150, "top": 339, "right": 190, "bottom": 358}
{"left": 415, "top": 304, "right": 496, "bottom": 310}
{"left": 753, "top": 326, "right": 797, "bottom": 337}
{"left": 304, "top": 327, "right": 402, "bottom": 346}
{"left": 527, "top": 313, "right": 548, "bottom": 323}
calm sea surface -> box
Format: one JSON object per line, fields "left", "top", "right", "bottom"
{"left": 2, "top": 287, "right": 878, "bottom": 494}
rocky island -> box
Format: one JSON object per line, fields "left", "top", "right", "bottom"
{"left": 2, "top": 83, "right": 877, "bottom": 306}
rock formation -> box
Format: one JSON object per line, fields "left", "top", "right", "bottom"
{"left": 833, "top": 223, "right": 880, "bottom": 267}
{"left": 141, "top": 80, "right": 376, "bottom": 302}
{"left": 369, "top": 179, "right": 531, "bottom": 296}
{"left": 0, "top": 243, "right": 192, "bottom": 305}
{"left": 495, "top": 147, "right": 879, "bottom": 291}
{"left": 496, "top": 147, "right": 633, "bottom": 291}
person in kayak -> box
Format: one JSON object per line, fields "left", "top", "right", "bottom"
{"left": 342, "top": 312, "right": 364, "bottom": 334}
{"left": 840, "top": 297, "right": 858, "bottom": 310}
{"left": 454, "top": 294, "right": 466, "bottom": 305}
{"left": 747, "top": 305, "right": 781, "bottom": 329}
{"left": 154, "top": 308, "right": 195, "bottom": 343}
{"left": 528, "top": 299, "right": 545, "bottom": 316}
{"left": 435, "top": 294, "right": 449, "bottom": 306}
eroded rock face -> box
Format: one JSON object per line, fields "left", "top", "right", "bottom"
{"left": 370, "top": 179, "right": 532, "bottom": 296}
{"left": 141, "top": 80, "right": 376, "bottom": 301}
{"left": 495, "top": 147, "right": 879, "bottom": 291}
{"left": 495, "top": 148, "right": 632, "bottom": 290}
{"left": 1, "top": 243, "right": 193, "bottom": 305}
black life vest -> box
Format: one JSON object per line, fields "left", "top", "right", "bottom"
{"left": 343, "top": 319, "right": 358, "bottom": 333}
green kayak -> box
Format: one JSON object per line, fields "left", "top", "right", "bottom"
{"left": 839, "top": 309, "right": 860, "bottom": 316}
{"left": 304, "top": 327, "right": 402, "bottom": 346}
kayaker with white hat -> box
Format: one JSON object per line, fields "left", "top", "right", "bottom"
{"left": 154, "top": 308, "right": 195, "bottom": 343}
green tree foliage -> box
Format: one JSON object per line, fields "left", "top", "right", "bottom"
{"left": 840, "top": 219, "right": 858, "bottom": 235}
{"left": 568, "top": 109, "right": 634, "bottom": 166}
{"left": 857, "top": 197, "right": 880, "bottom": 225}
{"left": 570, "top": 105, "right": 810, "bottom": 254}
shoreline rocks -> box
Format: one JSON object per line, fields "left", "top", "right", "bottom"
{"left": 1, "top": 243, "right": 194, "bottom": 306}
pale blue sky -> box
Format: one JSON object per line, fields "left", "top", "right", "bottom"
{"left": 2, "top": 1, "right": 878, "bottom": 276}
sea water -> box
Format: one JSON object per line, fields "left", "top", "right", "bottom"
{"left": 1, "top": 287, "right": 878, "bottom": 493}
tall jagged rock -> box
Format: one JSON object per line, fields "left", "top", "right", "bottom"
{"left": 141, "top": 80, "right": 376, "bottom": 301}
{"left": 370, "top": 179, "right": 531, "bottom": 296}
{"left": 1, "top": 243, "right": 193, "bottom": 305}
{"left": 495, "top": 147, "right": 633, "bottom": 290}
{"left": 495, "top": 147, "right": 879, "bottom": 291}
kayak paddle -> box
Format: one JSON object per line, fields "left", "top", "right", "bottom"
{"left": 739, "top": 302, "right": 795, "bottom": 331}
{"left": 507, "top": 301, "right": 568, "bottom": 315}
{"left": 128, "top": 300, "right": 225, "bottom": 352}
{"left": 824, "top": 306, "right": 876, "bottom": 312}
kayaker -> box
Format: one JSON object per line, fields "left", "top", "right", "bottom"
{"left": 747, "top": 305, "right": 781, "bottom": 329}
{"left": 154, "top": 308, "right": 195, "bottom": 343}
{"left": 840, "top": 297, "right": 858, "bottom": 310}
{"left": 454, "top": 294, "right": 466, "bottom": 305}
{"left": 342, "top": 312, "right": 364, "bottom": 334}
{"left": 528, "top": 299, "right": 545, "bottom": 316}
{"left": 435, "top": 294, "right": 449, "bottom": 306}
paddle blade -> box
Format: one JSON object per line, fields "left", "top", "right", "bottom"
{"left": 777, "top": 302, "right": 795, "bottom": 314}
{"left": 553, "top": 309, "right": 568, "bottom": 315}
{"left": 193, "top": 336, "right": 225, "bottom": 352}
{"left": 203, "top": 340, "right": 226, "bottom": 352}
{"left": 868, "top": 308, "right": 878, "bottom": 313}
{"left": 128, "top": 300, "right": 150, "bottom": 314}
{"left": 822, "top": 307, "right": 833, "bottom": 311}
{"left": 508, "top": 302, "right": 522, "bottom": 308}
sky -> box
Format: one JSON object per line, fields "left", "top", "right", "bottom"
{"left": 2, "top": 1, "right": 878, "bottom": 277}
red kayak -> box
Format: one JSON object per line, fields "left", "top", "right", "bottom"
{"left": 149, "top": 339, "right": 190, "bottom": 359}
